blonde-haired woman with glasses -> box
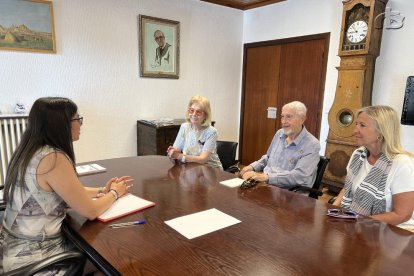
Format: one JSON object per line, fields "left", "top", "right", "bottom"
{"left": 333, "top": 105, "right": 414, "bottom": 231}
{"left": 167, "top": 95, "right": 222, "bottom": 169}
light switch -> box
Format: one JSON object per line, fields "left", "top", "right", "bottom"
{"left": 267, "top": 107, "right": 277, "bottom": 119}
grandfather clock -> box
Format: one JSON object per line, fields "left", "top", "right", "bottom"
{"left": 324, "top": 0, "right": 388, "bottom": 192}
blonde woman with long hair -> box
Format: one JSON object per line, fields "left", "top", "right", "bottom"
{"left": 334, "top": 105, "right": 414, "bottom": 230}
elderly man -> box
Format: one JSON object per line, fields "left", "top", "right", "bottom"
{"left": 240, "top": 101, "right": 320, "bottom": 189}
{"left": 154, "top": 30, "right": 171, "bottom": 67}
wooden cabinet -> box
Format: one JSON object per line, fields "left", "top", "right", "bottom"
{"left": 137, "top": 119, "right": 185, "bottom": 156}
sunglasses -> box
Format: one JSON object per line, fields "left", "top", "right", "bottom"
{"left": 188, "top": 108, "right": 204, "bottom": 117}
{"left": 326, "top": 208, "right": 358, "bottom": 219}
{"left": 240, "top": 179, "right": 257, "bottom": 189}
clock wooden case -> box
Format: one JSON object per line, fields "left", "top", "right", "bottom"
{"left": 324, "top": 0, "right": 388, "bottom": 192}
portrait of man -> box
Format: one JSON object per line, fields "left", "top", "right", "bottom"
{"left": 139, "top": 15, "right": 180, "bottom": 78}
{"left": 154, "top": 30, "right": 171, "bottom": 67}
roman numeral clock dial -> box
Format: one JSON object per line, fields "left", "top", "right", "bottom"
{"left": 347, "top": 20, "right": 368, "bottom": 43}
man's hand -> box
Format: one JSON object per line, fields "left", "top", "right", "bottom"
{"left": 240, "top": 165, "right": 253, "bottom": 176}
{"left": 242, "top": 171, "right": 268, "bottom": 182}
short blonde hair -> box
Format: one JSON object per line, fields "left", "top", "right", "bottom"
{"left": 358, "top": 105, "right": 413, "bottom": 159}
{"left": 186, "top": 95, "right": 212, "bottom": 127}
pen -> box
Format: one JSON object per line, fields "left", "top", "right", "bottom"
{"left": 109, "top": 220, "right": 146, "bottom": 228}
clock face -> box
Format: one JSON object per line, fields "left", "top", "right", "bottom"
{"left": 346, "top": 20, "right": 368, "bottom": 43}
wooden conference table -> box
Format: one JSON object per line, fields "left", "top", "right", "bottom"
{"left": 64, "top": 156, "right": 414, "bottom": 275}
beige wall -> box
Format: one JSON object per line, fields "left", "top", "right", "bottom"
{"left": 244, "top": 0, "right": 414, "bottom": 153}
{"left": 0, "top": 0, "right": 243, "bottom": 162}
{"left": 1, "top": 0, "right": 413, "bottom": 162}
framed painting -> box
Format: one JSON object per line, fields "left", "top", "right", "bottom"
{"left": 0, "top": 0, "right": 56, "bottom": 53}
{"left": 139, "top": 15, "right": 180, "bottom": 79}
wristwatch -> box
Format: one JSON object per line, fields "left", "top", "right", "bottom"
{"left": 181, "top": 153, "right": 186, "bottom": 163}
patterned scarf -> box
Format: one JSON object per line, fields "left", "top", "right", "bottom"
{"left": 341, "top": 147, "right": 392, "bottom": 216}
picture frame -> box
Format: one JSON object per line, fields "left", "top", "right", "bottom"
{"left": 0, "top": 0, "right": 56, "bottom": 53}
{"left": 139, "top": 15, "right": 180, "bottom": 79}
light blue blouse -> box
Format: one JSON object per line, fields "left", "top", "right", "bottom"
{"left": 173, "top": 122, "right": 222, "bottom": 169}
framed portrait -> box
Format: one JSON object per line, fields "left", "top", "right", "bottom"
{"left": 0, "top": 0, "right": 56, "bottom": 53}
{"left": 139, "top": 15, "right": 180, "bottom": 79}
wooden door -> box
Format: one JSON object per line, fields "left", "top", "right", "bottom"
{"left": 241, "top": 45, "right": 281, "bottom": 165}
{"left": 277, "top": 38, "right": 327, "bottom": 136}
{"left": 240, "top": 34, "right": 329, "bottom": 165}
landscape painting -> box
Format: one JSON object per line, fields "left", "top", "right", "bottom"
{"left": 0, "top": 0, "right": 56, "bottom": 53}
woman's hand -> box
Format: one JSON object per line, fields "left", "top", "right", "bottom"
{"left": 97, "top": 177, "right": 117, "bottom": 196}
{"left": 109, "top": 176, "right": 134, "bottom": 198}
{"left": 167, "top": 146, "right": 181, "bottom": 159}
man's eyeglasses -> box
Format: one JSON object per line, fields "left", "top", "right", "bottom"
{"left": 281, "top": 114, "right": 295, "bottom": 121}
{"left": 155, "top": 36, "right": 164, "bottom": 40}
{"left": 188, "top": 108, "right": 203, "bottom": 117}
{"left": 326, "top": 208, "right": 358, "bottom": 219}
{"left": 71, "top": 116, "right": 84, "bottom": 125}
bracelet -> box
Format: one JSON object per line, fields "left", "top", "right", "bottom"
{"left": 109, "top": 189, "right": 119, "bottom": 200}
{"left": 181, "top": 153, "right": 186, "bottom": 163}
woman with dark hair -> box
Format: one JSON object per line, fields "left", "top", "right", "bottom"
{"left": 167, "top": 95, "right": 222, "bottom": 168}
{"left": 0, "top": 97, "right": 133, "bottom": 273}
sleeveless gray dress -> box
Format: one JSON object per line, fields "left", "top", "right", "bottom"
{"left": 0, "top": 146, "right": 77, "bottom": 274}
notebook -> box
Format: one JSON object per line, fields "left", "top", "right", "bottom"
{"left": 98, "top": 194, "right": 155, "bottom": 222}
{"left": 76, "top": 163, "right": 106, "bottom": 176}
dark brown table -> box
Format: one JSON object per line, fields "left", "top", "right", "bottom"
{"left": 65, "top": 156, "right": 414, "bottom": 276}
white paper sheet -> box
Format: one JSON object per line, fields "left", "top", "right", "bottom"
{"left": 165, "top": 208, "right": 241, "bottom": 239}
{"left": 219, "top": 178, "right": 244, "bottom": 188}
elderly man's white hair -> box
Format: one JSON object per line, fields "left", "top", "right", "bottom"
{"left": 282, "top": 101, "right": 307, "bottom": 117}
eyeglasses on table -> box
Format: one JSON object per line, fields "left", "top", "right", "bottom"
{"left": 326, "top": 208, "right": 358, "bottom": 219}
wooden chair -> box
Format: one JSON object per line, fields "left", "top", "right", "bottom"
{"left": 289, "top": 156, "right": 330, "bottom": 199}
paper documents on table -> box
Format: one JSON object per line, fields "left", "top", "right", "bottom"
{"left": 98, "top": 194, "right": 155, "bottom": 222}
{"left": 165, "top": 208, "right": 241, "bottom": 239}
{"left": 219, "top": 178, "right": 245, "bottom": 188}
{"left": 76, "top": 163, "right": 106, "bottom": 176}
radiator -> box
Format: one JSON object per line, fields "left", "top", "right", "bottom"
{"left": 0, "top": 114, "right": 28, "bottom": 187}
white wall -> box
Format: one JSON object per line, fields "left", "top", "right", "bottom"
{"left": 243, "top": 0, "right": 414, "bottom": 154}
{"left": 0, "top": 0, "right": 243, "bottom": 162}
{"left": 2, "top": 0, "right": 413, "bottom": 162}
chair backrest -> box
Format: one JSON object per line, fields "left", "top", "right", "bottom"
{"left": 3, "top": 251, "right": 85, "bottom": 276}
{"left": 309, "top": 156, "right": 330, "bottom": 199}
{"left": 216, "top": 141, "right": 238, "bottom": 171}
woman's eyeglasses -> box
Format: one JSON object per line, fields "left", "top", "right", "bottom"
{"left": 326, "top": 208, "right": 358, "bottom": 219}
{"left": 71, "top": 116, "right": 84, "bottom": 125}
{"left": 188, "top": 108, "right": 203, "bottom": 117}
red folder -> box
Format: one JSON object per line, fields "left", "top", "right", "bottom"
{"left": 97, "top": 194, "right": 155, "bottom": 222}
